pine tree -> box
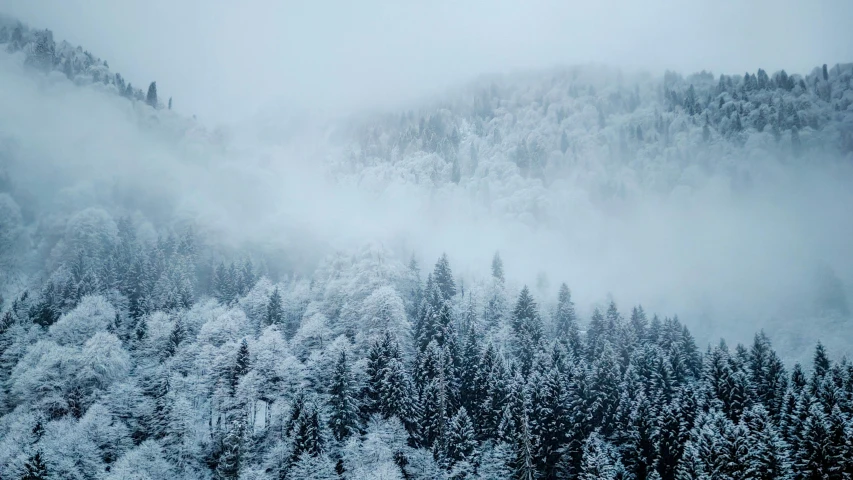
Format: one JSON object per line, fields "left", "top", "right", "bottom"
{"left": 512, "top": 414, "right": 537, "bottom": 480}
{"left": 586, "top": 308, "right": 608, "bottom": 360}
{"left": 748, "top": 331, "right": 788, "bottom": 418}
{"left": 446, "top": 407, "right": 477, "bottom": 470}
{"left": 363, "top": 334, "right": 390, "bottom": 419}
{"left": 231, "top": 339, "right": 250, "bottom": 393}
{"left": 622, "top": 393, "right": 659, "bottom": 480}
{"left": 460, "top": 328, "right": 482, "bottom": 417}
{"left": 380, "top": 357, "right": 418, "bottom": 434}
{"left": 531, "top": 367, "right": 570, "bottom": 478}
{"left": 164, "top": 318, "right": 185, "bottom": 358}
{"left": 589, "top": 343, "right": 621, "bottom": 436}
{"left": 811, "top": 342, "right": 831, "bottom": 394}
{"left": 433, "top": 254, "right": 457, "bottom": 300}
{"left": 554, "top": 284, "right": 580, "bottom": 351}
{"left": 327, "top": 350, "right": 360, "bottom": 442}
{"left": 291, "top": 403, "right": 324, "bottom": 464}
{"left": 22, "top": 450, "right": 48, "bottom": 480}
{"left": 826, "top": 405, "right": 853, "bottom": 478}
{"left": 629, "top": 306, "right": 648, "bottom": 343}
{"left": 511, "top": 286, "right": 543, "bottom": 375}
{"left": 743, "top": 405, "right": 793, "bottom": 480}
{"left": 477, "top": 345, "right": 508, "bottom": 440}
{"left": 795, "top": 403, "right": 833, "bottom": 479}
{"left": 477, "top": 442, "right": 514, "bottom": 480}
{"left": 216, "top": 420, "right": 243, "bottom": 479}
{"left": 265, "top": 287, "right": 284, "bottom": 326}
{"left": 484, "top": 273, "right": 508, "bottom": 330}
{"left": 656, "top": 399, "right": 688, "bottom": 480}
{"left": 168, "top": 97, "right": 172, "bottom": 110}
{"left": 491, "top": 252, "right": 505, "bottom": 284}
{"left": 146, "top": 81, "right": 158, "bottom": 108}
{"left": 579, "top": 432, "right": 623, "bottom": 480}
{"left": 420, "top": 377, "right": 449, "bottom": 451}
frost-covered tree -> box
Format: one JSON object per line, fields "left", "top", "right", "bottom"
{"left": 328, "top": 350, "right": 360, "bottom": 441}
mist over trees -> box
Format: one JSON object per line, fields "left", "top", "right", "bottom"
{"left": 1, "top": 13, "right": 853, "bottom": 480}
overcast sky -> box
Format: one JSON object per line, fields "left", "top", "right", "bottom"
{"left": 4, "top": 0, "right": 852, "bottom": 123}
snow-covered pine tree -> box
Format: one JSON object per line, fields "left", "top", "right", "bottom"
{"left": 327, "top": 349, "right": 360, "bottom": 442}
{"left": 511, "top": 286, "right": 543, "bottom": 375}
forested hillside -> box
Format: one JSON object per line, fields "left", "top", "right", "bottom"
{"left": 331, "top": 62, "right": 853, "bottom": 220}
{"left": 1, "top": 15, "right": 853, "bottom": 480}
{"left": 1, "top": 225, "right": 852, "bottom": 479}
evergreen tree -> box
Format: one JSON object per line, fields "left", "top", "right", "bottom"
{"left": 586, "top": 308, "right": 608, "bottom": 360}
{"left": 749, "top": 331, "right": 788, "bottom": 418}
{"left": 512, "top": 414, "right": 537, "bottom": 480}
{"left": 420, "top": 376, "right": 449, "bottom": 451}
{"left": 511, "top": 286, "right": 543, "bottom": 375}
{"left": 491, "top": 252, "right": 504, "bottom": 283}
{"left": 794, "top": 404, "right": 832, "bottom": 479}
{"left": 433, "top": 254, "right": 457, "bottom": 300}
{"left": 743, "top": 405, "right": 793, "bottom": 480}
{"left": 477, "top": 345, "right": 509, "bottom": 440}
{"left": 446, "top": 407, "right": 478, "bottom": 471}
{"left": 164, "top": 318, "right": 185, "bottom": 358}
{"left": 327, "top": 350, "right": 360, "bottom": 442}
{"left": 656, "top": 399, "right": 688, "bottom": 480}
{"left": 477, "top": 442, "right": 514, "bottom": 480}
{"left": 531, "top": 367, "right": 570, "bottom": 479}
{"left": 265, "top": 287, "right": 284, "bottom": 326}
{"left": 363, "top": 334, "right": 391, "bottom": 419}
{"left": 146, "top": 81, "right": 158, "bottom": 108}
{"left": 216, "top": 420, "right": 244, "bottom": 479}
{"left": 380, "top": 356, "right": 418, "bottom": 434}
{"left": 22, "top": 450, "right": 48, "bottom": 480}
{"left": 811, "top": 342, "right": 831, "bottom": 394}
{"left": 589, "top": 343, "right": 621, "bottom": 436}
{"left": 579, "top": 432, "right": 624, "bottom": 480}
{"left": 291, "top": 403, "right": 324, "bottom": 464}
{"left": 554, "top": 284, "right": 580, "bottom": 353}
{"left": 630, "top": 306, "right": 648, "bottom": 343}
{"left": 826, "top": 405, "right": 853, "bottom": 478}
{"left": 231, "top": 339, "right": 250, "bottom": 393}
{"left": 622, "top": 392, "right": 659, "bottom": 480}
{"left": 460, "top": 328, "right": 482, "bottom": 416}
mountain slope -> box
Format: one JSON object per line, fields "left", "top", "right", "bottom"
{"left": 1, "top": 15, "right": 853, "bottom": 480}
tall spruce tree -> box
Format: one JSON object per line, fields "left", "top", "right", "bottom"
{"left": 511, "top": 286, "right": 542, "bottom": 375}
{"left": 266, "top": 287, "right": 284, "bottom": 326}
{"left": 327, "top": 350, "right": 360, "bottom": 441}
{"left": 432, "top": 254, "right": 457, "bottom": 300}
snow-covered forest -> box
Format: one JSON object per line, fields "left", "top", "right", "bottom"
{"left": 2, "top": 14, "right": 853, "bottom": 480}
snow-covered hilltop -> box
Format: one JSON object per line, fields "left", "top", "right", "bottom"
{"left": 331, "top": 63, "right": 853, "bottom": 212}
{"left": 0, "top": 15, "right": 167, "bottom": 108}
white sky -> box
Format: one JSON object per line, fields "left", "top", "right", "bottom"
{"left": 4, "top": 0, "right": 852, "bottom": 122}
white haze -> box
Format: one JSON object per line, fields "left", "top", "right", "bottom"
{"left": 2, "top": 48, "right": 853, "bottom": 366}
